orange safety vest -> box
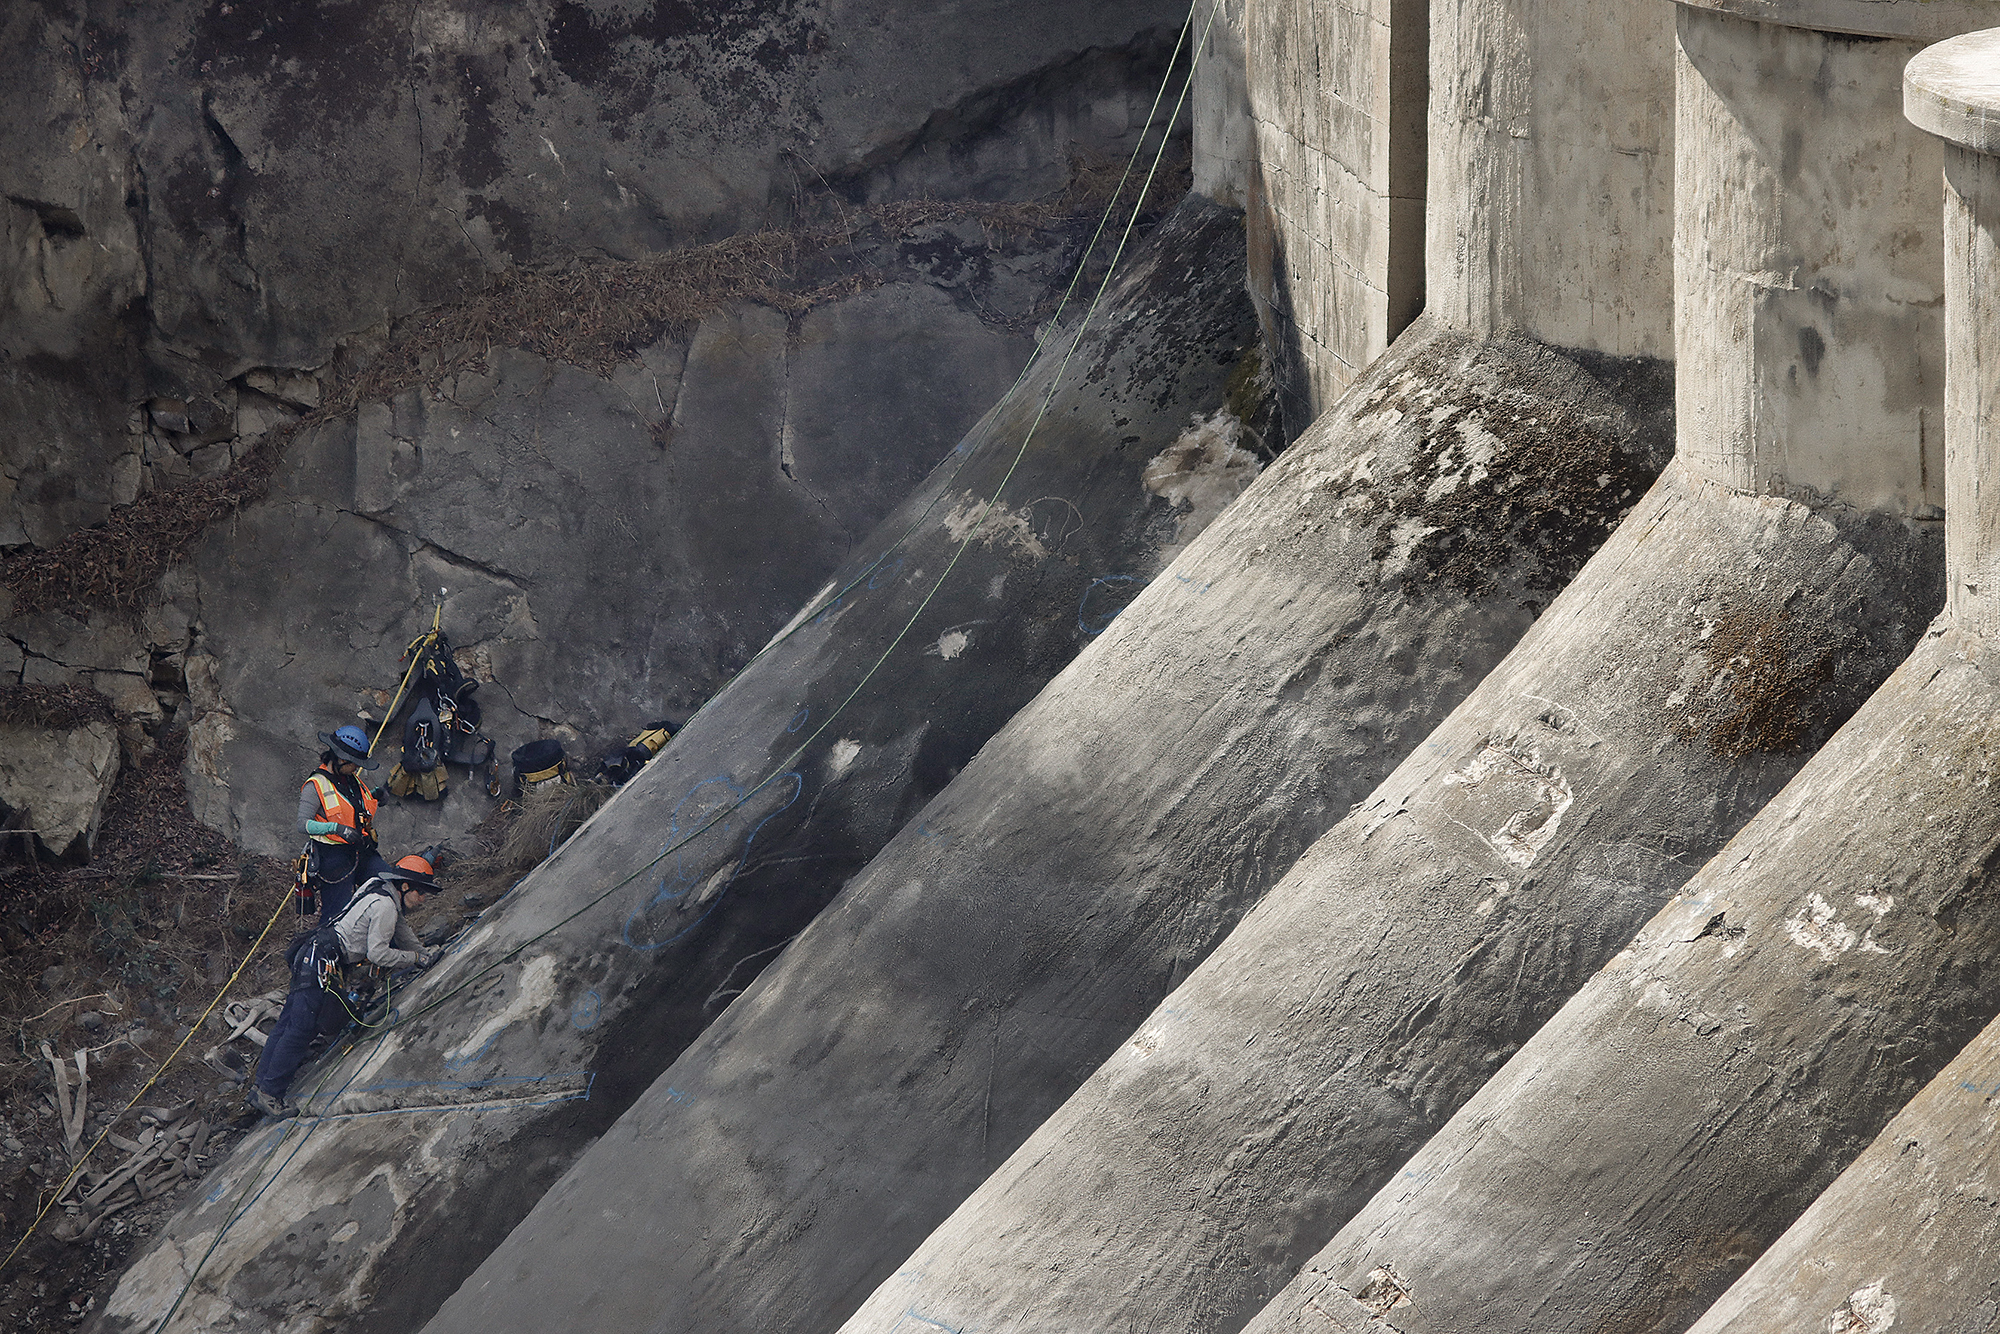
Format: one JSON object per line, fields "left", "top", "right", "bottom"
{"left": 306, "top": 766, "right": 378, "bottom": 845}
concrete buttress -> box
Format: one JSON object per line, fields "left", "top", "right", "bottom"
{"left": 410, "top": 6, "right": 1676, "bottom": 1334}
{"left": 403, "top": 11, "right": 1700, "bottom": 1334}
{"left": 88, "top": 199, "right": 1260, "bottom": 1334}
{"left": 1231, "top": 10, "right": 2000, "bottom": 1334}
{"left": 1669, "top": 31, "right": 2000, "bottom": 1334}
{"left": 824, "top": 5, "right": 1969, "bottom": 1332}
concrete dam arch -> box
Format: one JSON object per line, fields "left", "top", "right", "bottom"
{"left": 6, "top": 1, "right": 1997, "bottom": 1333}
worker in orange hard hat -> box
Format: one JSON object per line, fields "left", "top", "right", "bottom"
{"left": 251, "top": 849, "right": 446, "bottom": 1119}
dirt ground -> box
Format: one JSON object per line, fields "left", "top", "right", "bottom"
{"left": 0, "top": 736, "right": 549, "bottom": 1331}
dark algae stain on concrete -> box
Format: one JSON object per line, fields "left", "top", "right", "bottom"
{"left": 1334, "top": 334, "right": 1665, "bottom": 611}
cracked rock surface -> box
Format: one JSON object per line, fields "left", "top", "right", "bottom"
{"left": 1, "top": 0, "right": 1186, "bottom": 555}
{"left": 181, "top": 280, "right": 1032, "bottom": 859}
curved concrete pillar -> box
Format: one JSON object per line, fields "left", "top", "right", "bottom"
{"left": 1671, "top": 31, "right": 2000, "bottom": 1334}
{"left": 1228, "top": 12, "right": 2000, "bottom": 1334}
{"left": 818, "top": 6, "right": 1955, "bottom": 1334}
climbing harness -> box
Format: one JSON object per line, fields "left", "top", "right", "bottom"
{"left": 376, "top": 604, "right": 503, "bottom": 801}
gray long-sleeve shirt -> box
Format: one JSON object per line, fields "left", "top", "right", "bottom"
{"left": 333, "top": 882, "right": 422, "bottom": 969}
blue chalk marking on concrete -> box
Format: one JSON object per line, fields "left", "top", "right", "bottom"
{"left": 868, "top": 557, "right": 906, "bottom": 591}
{"left": 787, "top": 708, "right": 810, "bottom": 733}
{"left": 316, "top": 1073, "right": 596, "bottom": 1122}
{"left": 638, "top": 774, "right": 748, "bottom": 924}
{"left": 664, "top": 1086, "right": 690, "bottom": 1106}
{"left": 1172, "top": 572, "right": 1213, "bottom": 594}
{"left": 1078, "top": 574, "right": 1139, "bottom": 635}
{"left": 623, "top": 772, "right": 807, "bottom": 952}
{"left": 572, "top": 990, "right": 602, "bottom": 1030}
{"left": 902, "top": 1309, "right": 968, "bottom": 1334}
{"left": 441, "top": 1030, "right": 503, "bottom": 1073}
{"left": 918, "top": 821, "right": 946, "bottom": 843}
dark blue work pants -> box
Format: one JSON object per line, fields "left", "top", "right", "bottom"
{"left": 255, "top": 942, "right": 350, "bottom": 1099}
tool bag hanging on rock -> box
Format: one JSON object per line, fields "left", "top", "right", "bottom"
{"left": 511, "top": 739, "right": 572, "bottom": 798}
{"left": 596, "top": 719, "right": 677, "bottom": 786}
{"left": 382, "top": 619, "right": 500, "bottom": 801}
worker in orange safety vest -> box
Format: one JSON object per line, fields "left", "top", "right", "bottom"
{"left": 297, "top": 725, "right": 389, "bottom": 925}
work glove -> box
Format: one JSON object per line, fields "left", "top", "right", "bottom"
{"left": 415, "top": 948, "right": 439, "bottom": 970}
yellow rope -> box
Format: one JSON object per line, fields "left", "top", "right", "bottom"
{"left": 367, "top": 602, "right": 444, "bottom": 759}
{"left": 1, "top": 880, "right": 293, "bottom": 1271}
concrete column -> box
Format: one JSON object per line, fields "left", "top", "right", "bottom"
{"left": 1426, "top": 0, "right": 1675, "bottom": 358}
{"left": 1245, "top": 0, "right": 1430, "bottom": 425}
{"left": 1931, "top": 36, "right": 2000, "bottom": 634}
{"left": 1671, "top": 32, "right": 2000, "bottom": 1334}
{"left": 1249, "top": 0, "right": 1675, "bottom": 428}
{"left": 1674, "top": 3, "right": 1948, "bottom": 515}
{"left": 1193, "top": 0, "right": 1254, "bottom": 207}
{"left": 1219, "top": 11, "right": 2000, "bottom": 1334}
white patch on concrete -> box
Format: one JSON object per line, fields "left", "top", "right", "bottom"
{"left": 446, "top": 954, "right": 559, "bottom": 1066}
{"left": 1825, "top": 1281, "right": 1897, "bottom": 1334}
{"left": 331, "top": 1220, "right": 360, "bottom": 1244}
{"left": 933, "top": 630, "right": 971, "bottom": 660}
{"left": 826, "top": 738, "right": 862, "bottom": 777}
{"left": 941, "top": 493, "right": 1049, "bottom": 560}
{"left": 1141, "top": 410, "right": 1263, "bottom": 559}
{"left": 1784, "top": 894, "right": 1859, "bottom": 960}
{"left": 767, "top": 579, "right": 838, "bottom": 647}
{"left": 988, "top": 573, "right": 1007, "bottom": 600}
{"left": 694, "top": 864, "right": 732, "bottom": 908}
{"left": 1473, "top": 877, "right": 1512, "bottom": 916}
{"left": 1442, "top": 742, "right": 1574, "bottom": 868}
{"left": 1856, "top": 893, "right": 1895, "bottom": 917}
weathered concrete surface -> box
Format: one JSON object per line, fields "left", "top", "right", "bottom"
{"left": 91, "top": 198, "right": 1259, "bottom": 1334}
{"left": 181, "top": 279, "right": 1034, "bottom": 861}
{"left": 1918, "top": 34, "right": 2000, "bottom": 639}
{"left": 1192, "top": 0, "right": 1252, "bottom": 208}
{"left": 1675, "top": 8, "right": 1946, "bottom": 519}
{"left": 417, "top": 318, "right": 1673, "bottom": 1334}
{"left": 1, "top": 0, "right": 1189, "bottom": 552}
{"left": 824, "top": 9, "right": 1949, "bottom": 1331}
{"left": 1426, "top": 0, "right": 1674, "bottom": 359}
{"left": 1246, "top": 0, "right": 1429, "bottom": 425}
{"left": 0, "top": 718, "right": 119, "bottom": 862}
{"left": 1679, "top": 990, "right": 2000, "bottom": 1334}
{"left": 1207, "top": 14, "right": 1984, "bottom": 1334}
{"left": 1682, "top": 0, "right": 2000, "bottom": 40}
{"left": 1661, "top": 34, "right": 2000, "bottom": 1334}
{"left": 833, "top": 463, "right": 1937, "bottom": 1334}
{"left": 1256, "top": 621, "right": 2000, "bottom": 1334}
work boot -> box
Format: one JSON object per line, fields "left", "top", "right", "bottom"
{"left": 247, "top": 1086, "right": 297, "bottom": 1121}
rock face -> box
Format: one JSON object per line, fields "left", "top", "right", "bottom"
{"left": 92, "top": 196, "right": 1260, "bottom": 1334}
{"left": 0, "top": 719, "right": 119, "bottom": 863}
{"left": 1, "top": 0, "right": 1190, "bottom": 555}
{"left": 182, "top": 279, "right": 1035, "bottom": 860}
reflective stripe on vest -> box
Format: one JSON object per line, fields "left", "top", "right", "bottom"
{"left": 307, "top": 771, "right": 378, "bottom": 845}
